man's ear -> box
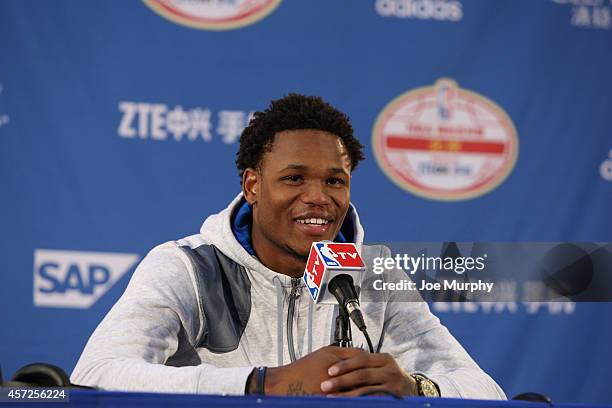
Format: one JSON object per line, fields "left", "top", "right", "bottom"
{"left": 242, "top": 168, "right": 259, "bottom": 205}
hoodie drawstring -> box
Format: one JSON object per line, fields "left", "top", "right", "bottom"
{"left": 273, "top": 277, "right": 284, "bottom": 367}
{"left": 307, "top": 297, "right": 313, "bottom": 354}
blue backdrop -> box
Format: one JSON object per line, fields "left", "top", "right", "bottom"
{"left": 1, "top": 0, "right": 611, "bottom": 404}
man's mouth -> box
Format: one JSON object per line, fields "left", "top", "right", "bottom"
{"left": 293, "top": 216, "right": 334, "bottom": 236}
{"left": 295, "top": 218, "right": 330, "bottom": 225}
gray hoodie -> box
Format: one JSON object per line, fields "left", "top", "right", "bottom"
{"left": 71, "top": 194, "right": 506, "bottom": 399}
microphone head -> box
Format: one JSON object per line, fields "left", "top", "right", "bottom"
{"left": 328, "top": 274, "right": 368, "bottom": 332}
{"left": 328, "top": 274, "right": 359, "bottom": 308}
{"left": 303, "top": 241, "right": 365, "bottom": 304}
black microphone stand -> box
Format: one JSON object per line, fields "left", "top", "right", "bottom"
{"left": 332, "top": 307, "right": 353, "bottom": 347}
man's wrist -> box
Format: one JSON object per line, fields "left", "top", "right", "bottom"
{"left": 262, "top": 366, "right": 283, "bottom": 395}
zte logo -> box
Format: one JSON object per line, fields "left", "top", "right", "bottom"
{"left": 34, "top": 249, "right": 139, "bottom": 309}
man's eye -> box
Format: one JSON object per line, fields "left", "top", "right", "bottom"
{"left": 327, "top": 177, "right": 345, "bottom": 185}
{"left": 283, "top": 175, "right": 303, "bottom": 183}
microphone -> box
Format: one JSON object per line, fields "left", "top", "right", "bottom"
{"left": 328, "top": 274, "right": 367, "bottom": 332}
{"left": 303, "top": 241, "right": 374, "bottom": 351}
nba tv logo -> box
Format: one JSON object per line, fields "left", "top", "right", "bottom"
{"left": 33, "top": 249, "right": 139, "bottom": 309}
{"left": 304, "top": 242, "right": 365, "bottom": 303}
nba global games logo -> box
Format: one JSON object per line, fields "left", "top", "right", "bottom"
{"left": 372, "top": 79, "right": 518, "bottom": 201}
{"left": 143, "top": 0, "right": 282, "bottom": 30}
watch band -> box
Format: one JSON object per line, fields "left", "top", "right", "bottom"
{"left": 256, "top": 366, "right": 267, "bottom": 395}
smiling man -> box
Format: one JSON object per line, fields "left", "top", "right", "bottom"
{"left": 242, "top": 128, "right": 353, "bottom": 278}
{"left": 71, "top": 94, "right": 505, "bottom": 399}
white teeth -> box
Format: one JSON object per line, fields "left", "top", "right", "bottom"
{"left": 296, "top": 218, "right": 329, "bottom": 225}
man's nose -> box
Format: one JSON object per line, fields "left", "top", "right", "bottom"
{"left": 301, "top": 181, "right": 332, "bottom": 206}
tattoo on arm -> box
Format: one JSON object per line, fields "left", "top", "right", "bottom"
{"left": 287, "top": 380, "right": 314, "bottom": 396}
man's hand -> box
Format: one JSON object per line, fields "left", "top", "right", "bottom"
{"left": 261, "top": 346, "right": 344, "bottom": 396}
{"left": 250, "top": 346, "right": 418, "bottom": 397}
{"left": 320, "top": 347, "right": 418, "bottom": 397}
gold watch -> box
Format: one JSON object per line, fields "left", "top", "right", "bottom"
{"left": 411, "top": 374, "right": 440, "bottom": 397}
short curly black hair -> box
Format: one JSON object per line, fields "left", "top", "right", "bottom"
{"left": 236, "top": 93, "right": 365, "bottom": 181}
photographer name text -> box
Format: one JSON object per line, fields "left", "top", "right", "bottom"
{"left": 373, "top": 279, "right": 494, "bottom": 293}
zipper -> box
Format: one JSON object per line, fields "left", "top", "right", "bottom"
{"left": 287, "top": 277, "right": 301, "bottom": 362}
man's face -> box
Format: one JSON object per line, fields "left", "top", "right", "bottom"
{"left": 243, "top": 129, "right": 352, "bottom": 273}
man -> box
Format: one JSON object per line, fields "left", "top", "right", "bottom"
{"left": 71, "top": 94, "right": 505, "bottom": 399}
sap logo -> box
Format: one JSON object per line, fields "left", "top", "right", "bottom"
{"left": 34, "top": 249, "right": 139, "bottom": 309}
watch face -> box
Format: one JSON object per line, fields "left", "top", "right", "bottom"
{"left": 420, "top": 379, "right": 439, "bottom": 397}
{"left": 413, "top": 375, "right": 440, "bottom": 397}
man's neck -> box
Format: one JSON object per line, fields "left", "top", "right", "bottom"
{"left": 255, "top": 250, "right": 305, "bottom": 279}
{"left": 251, "top": 231, "right": 305, "bottom": 278}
